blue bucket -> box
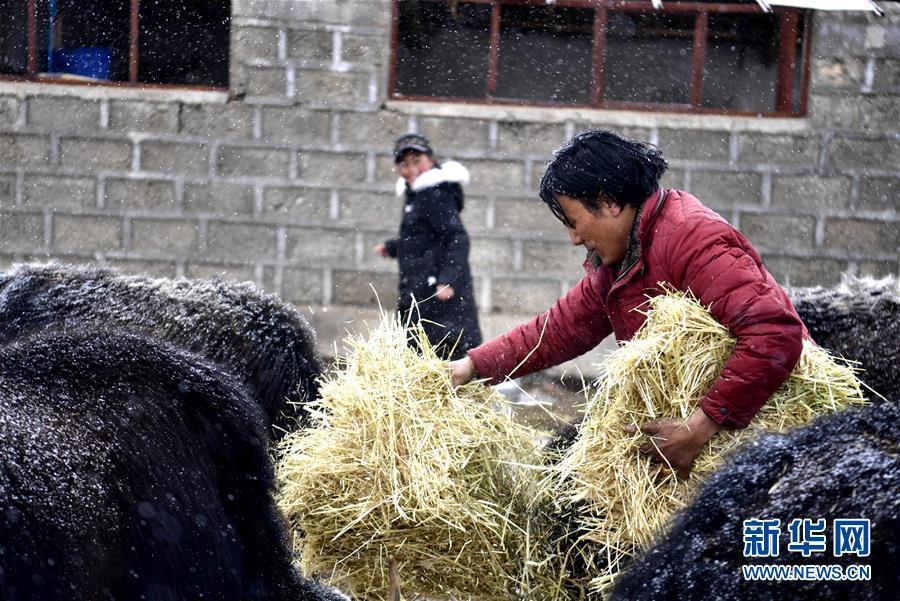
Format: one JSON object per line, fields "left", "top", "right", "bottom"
{"left": 52, "top": 47, "right": 112, "bottom": 80}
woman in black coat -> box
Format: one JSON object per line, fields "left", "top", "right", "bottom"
{"left": 375, "top": 134, "right": 482, "bottom": 360}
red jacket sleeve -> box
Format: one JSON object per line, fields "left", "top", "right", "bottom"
{"left": 468, "top": 272, "right": 613, "bottom": 383}
{"left": 662, "top": 217, "right": 804, "bottom": 428}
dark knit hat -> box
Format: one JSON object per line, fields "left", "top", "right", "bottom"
{"left": 393, "top": 133, "right": 433, "bottom": 162}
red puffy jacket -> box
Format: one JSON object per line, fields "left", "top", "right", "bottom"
{"left": 469, "top": 188, "right": 807, "bottom": 429}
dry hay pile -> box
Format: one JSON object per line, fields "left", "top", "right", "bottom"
{"left": 552, "top": 290, "right": 866, "bottom": 595}
{"left": 276, "top": 317, "right": 560, "bottom": 601}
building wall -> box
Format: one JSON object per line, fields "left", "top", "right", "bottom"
{"left": 0, "top": 0, "right": 898, "bottom": 365}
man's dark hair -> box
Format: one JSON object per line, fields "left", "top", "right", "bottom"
{"left": 539, "top": 129, "right": 668, "bottom": 227}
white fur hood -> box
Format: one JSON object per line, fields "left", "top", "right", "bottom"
{"left": 395, "top": 161, "right": 469, "bottom": 196}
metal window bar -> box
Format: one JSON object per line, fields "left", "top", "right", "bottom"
{"left": 487, "top": 0, "right": 500, "bottom": 98}
{"left": 129, "top": 0, "right": 139, "bottom": 83}
{"left": 389, "top": 0, "right": 401, "bottom": 98}
{"left": 775, "top": 10, "right": 798, "bottom": 112}
{"left": 689, "top": 11, "right": 708, "bottom": 108}
{"left": 27, "top": 0, "right": 38, "bottom": 76}
{"left": 798, "top": 11, "right": 812, "bottom": 115}
{"left": 590, "top": 7, "right": 608, "bottom": 105}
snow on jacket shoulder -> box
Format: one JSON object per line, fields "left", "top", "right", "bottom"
{"left": 395, "top": 161, "right": 470, "bottom": 197}
{"left": 468, "top": 189, "right": 806, "bottom": 429}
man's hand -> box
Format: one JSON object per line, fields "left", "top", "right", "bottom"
{"left": 625, "top": 408, "right": 722, "bottom": 479}
{"left": 435, "top": 284, "right": 455, "bottom": 301}
{"left": 374, "top": 243, "right": 391, "bottom": 259}
{"left": 449, "top": 355, "right": 475, "bottom": 387}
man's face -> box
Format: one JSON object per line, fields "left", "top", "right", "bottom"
{"left": 556, "top": 194, "right": 636, "bottom": 268}
{"left": 396, "top": 151, "right": 435, "bottom": 186}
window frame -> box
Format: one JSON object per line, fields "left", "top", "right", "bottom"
{"left": 0, "top": 0, "right": 228, "bottom": 92}
{"left": 389, "top": 0, "right": 812, "bottom": 117}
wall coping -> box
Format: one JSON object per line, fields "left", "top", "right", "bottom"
{"left": 387, "top": 100, "right": 813, "bottom": 134}
{"left": 0, "top": 81, "right": 229, "bottom": 104}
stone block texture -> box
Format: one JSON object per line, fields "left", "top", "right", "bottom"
{"left": 0, "top": 1, "right": 895, "bottom": 351}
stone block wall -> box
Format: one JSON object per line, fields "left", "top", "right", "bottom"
{"left": 0, "top": 0, "right": 897, "bottom": 367}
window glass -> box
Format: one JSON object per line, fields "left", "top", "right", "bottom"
{"left": 139, "top": 0, "right": 230, "bottom": 87}
{"left": 390, "top": 2, "right": 807, "bottom": 115}
{"left": 0, "top": 0, "right": 29, "bottom": 75}
{"left": 0, "top": 0, "right": 230, "bottom": 87}
{"left": 396, "top": 0, "right": 491, "bottom": 99}
{"left": 0, "top": 0, "right": 131, "bottom": 81}
{"left": 702, "top": 13, "right": 781, "bottom": 112}
{"left": 50, "top": 0, "right": 130, "bottom": 81}
{"left": 604, "top": 11, "right": 695, "bottom": 105}
{"left": 496, "top": 5, "right": 593, "bottom": 104}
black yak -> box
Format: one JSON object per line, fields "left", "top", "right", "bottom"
{"left": 539, "top": 423, "right": 604, "bottom": 599}
{"left": 0, "top": 328, "right": 345, "bottom": 601}
{"left": 790, "top": 276, "right": 898, "bottom": 401}
{"left": 0, "top": 263, "right": 322, "bottom": 438}
{"left": 609, "top": 399, "right": 900, "bottom": 601}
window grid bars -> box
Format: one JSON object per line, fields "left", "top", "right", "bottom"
{"left": 389, "top": 0, "right": 809, "bottom": 117}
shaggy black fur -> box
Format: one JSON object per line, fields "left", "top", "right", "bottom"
{"left": 0, "top": 329, "right": 344, "bottom": 601}
{"left": 610, "top": 400, "right": 900, "bottom": 601}
{"left": 0, "top": 263, "right": 322, "bottom": 438}
{"left": 540, "top": 424, "right": 607, "bottom": 600}
{"left": 790, "top": 277, "right": 898, "bottom": 402}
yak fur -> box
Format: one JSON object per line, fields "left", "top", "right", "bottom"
{"left": 790, "top": 276, "right": 898, "bottom": 401}
{"left": 0, "top": 263, "right": 322, "bottom": 437}
{"left": 0, "top": 328, "right": 344, "bottom": 601}
{"left": 610, "top": 399, "right": 900, "bottom": 601}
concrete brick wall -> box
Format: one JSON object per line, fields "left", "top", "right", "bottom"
{"left": 0, "top": 0, "right": 897, "bottom": 368}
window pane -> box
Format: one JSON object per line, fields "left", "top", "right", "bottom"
{"left": 139, "top": 0, "right": 230, "bottom": 87}
{"left": 395, "top": 0, "right": 491, "bottom": 99}
{"left": 496, "top": 5, "right": 593, "bottom": 104}
{"left": 41, "top": 0, "right": 131, "bottom": 82}
{"left": 702, "top": 13, "right": 781, "bottom": 112}
{"left": 0, "top": 0, "right": 28, "bottom": 75}
{"left": 604, "top": 11, "right": 695, "bottom": 105}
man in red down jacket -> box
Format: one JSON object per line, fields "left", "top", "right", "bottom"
{"left": 450, "top": 129, "right": 807, "bottom": 478}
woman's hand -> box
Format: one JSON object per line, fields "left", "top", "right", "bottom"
{"left": 374, "top": 243, "right": 391, "bottom": 259}
{"left": 436, "top": 284, "right": 455, "bottom": 301}
{"left": 449, "top": 356, "right": 475, "bottom": 387}
{"left": 625, "top": 408, "right": 722, "bottom": 479}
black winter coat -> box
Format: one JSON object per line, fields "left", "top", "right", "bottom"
{"left": 385, "top": 162, "right": 482, "bottom": 359}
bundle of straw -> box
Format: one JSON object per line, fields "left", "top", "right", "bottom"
{"left": 276, "top": 316, "right": 559, "bottom": 601}
{"left": 552, "top": 290, "right": 866, "bottom": 594}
